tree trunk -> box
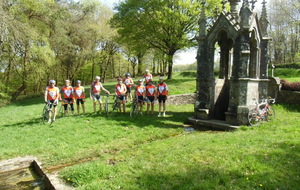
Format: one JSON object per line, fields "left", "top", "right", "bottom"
{"left": 166, "top": 53, "right": 174, "bottom": 79}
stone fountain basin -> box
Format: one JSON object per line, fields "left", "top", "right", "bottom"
{"left": 0, "top": 156, "right": 70, "bottom": 190}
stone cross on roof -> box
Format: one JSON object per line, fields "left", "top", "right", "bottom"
{"left": 221, "top": 0, "right": 227, "bottom": 10}
{"left": 250, "top": 0, "right": 257, "bottom": 10}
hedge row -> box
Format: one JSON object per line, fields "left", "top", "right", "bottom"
{"left": 280, "top": 79, "right": 300, "bottom": 91}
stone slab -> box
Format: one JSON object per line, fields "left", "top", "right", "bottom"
{"left": 187, "top": 117, "right": 239, "bottom": 131}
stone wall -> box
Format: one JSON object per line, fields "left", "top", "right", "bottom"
{"left": 167, "top": 93, "right": 196, "bottom": 105}
{"left": 277, "top": 90, "right": 300, "bottom": 105}
{"left": 268, "top": 77, "right": 300, "bottom": 105}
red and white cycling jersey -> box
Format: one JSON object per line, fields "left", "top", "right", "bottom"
{"left": 74, "top": 86, "right": 85, "bottom": 99}
{"left": 61, "top": 86, "right": 74, "bottom": 99}
{"left": 124, "top": 77, "right": 133, "bottom": 87}
{"left": 146, "top": 84, "right": 156, "bottom": 97}
{"left": 91, "top": 82, "right": 102, "bottom": 95}
{"left": 144, "top": 74, "right": 152, "bottom": 83}
{"left": 157, "top": 83, "right": 168, "bottom": 96}
{"left": 135, "top": 85, "right": 146, "bottom": 96}
{"left": 46, "top": 86, "right": 59, "bottom": 101}
{"left": 115, "top": 83, "right": 127, "bottom": 95}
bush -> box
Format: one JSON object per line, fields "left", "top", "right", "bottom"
{"left": 280, "top": 79, "right": 300, "bottom": 91}
{"left": 180, "top": 71, "right": 197, "bottom": 77}
{"left": 274, "top": 62, "right": 300, "bottom": 69}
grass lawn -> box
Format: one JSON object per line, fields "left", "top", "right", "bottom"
{"left": 273, "top": 68, "right": 300, "bottom": 82}
{"left": 0, "top": 71, "right": 300, "bottom": 189}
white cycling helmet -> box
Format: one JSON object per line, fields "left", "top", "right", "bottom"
{"left": 49, "top": 80, "right": 56, "bottom": 84}
{"left": 95, "top": 76, "right": 100, "bottom": 80}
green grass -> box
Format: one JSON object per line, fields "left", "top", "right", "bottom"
{"left": 59, "top": 104, "right": 300, "bottom": 189}
{"left": 273, "top": 68, "right": 300, "bottom": 82}
{"left": 1, "top": 71, "right": 300, "bottom": 189}
{"left": 0, "top": 97, "right": 192, "bottom": 167}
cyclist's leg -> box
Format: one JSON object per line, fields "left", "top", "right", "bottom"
{"left": 70, "top": 101, "right": 74, "bottom": 116}
{"left": 146, "top": 102, "right": 150, "bottom": 114}
{"left": 151, "top": 102, "right": 155, "bottom": 114}
{"left": 48, "top": 103, "right": 53, "bottom": 122}
{"left": 91, "top": 94, "right": 97, "bottom": 113}
{"left": 121, "top": 96, "right": 126, "bottom": 113}
{"left": 53, "top": 102, "right": 58, "bottom": 121}
{"left": 82, "top": 100, "right": 85, "bottom": 114}
{"left": 99, "top": 99, "right": 103, "bottom": 112}
{"left": 117, "top": 99, "right": 122, "bottom": 112}
{"left": 76, "top": 99, "right": 80, "bottom": 115}
{"left": 63, "top": 100, "right": 68, "bottom": 116}
{"left": 162, "top": 96, "right": 166, "bottom": 116}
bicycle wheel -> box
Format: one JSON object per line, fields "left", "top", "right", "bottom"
{"left": 130, "top": 103, "right": 139, "bottom": 118}
{"left": 248, "top": 109, "right": 260, "bottom": 126}
{"left": 265, "top": 107, "right": 276, "bottom": 121}
{"left": 42, "top": 108, "right": 53, "bottom": 124}
{"left": 111, "top": 99, "right": 119, "bottom": 114}
{"left": 58, "top": 105, "right": 64, "bottom": 118}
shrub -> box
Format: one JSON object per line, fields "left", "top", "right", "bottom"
{"left": 180, "top": 71, "right": 197, "bottom": 77}
{"left": 280, "top": 79, "right": 300, "bottom": 91}
{"left": 274, "top": 62, "right": 300, "bottom": 69}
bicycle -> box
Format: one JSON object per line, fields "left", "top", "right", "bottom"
{"left": 130, "top": 97, "right": 145, "bottom": 118}
{"left": 104, "top": 95, "right": 118, "bottom": 116}
{"left": 58, "top": 99, "right": 73, "bottom": 117}
{"left": 42, "top": 102, "right": 54, "bottom": 124}
{"left": 130, "top": 98, "right": 139, "bottom": 118}
{"left": 248, "top": 98, "right": 276, "bottom": 126}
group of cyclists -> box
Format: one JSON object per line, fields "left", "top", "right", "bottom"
{"left": 44, "top": 70, "right": 169, "bottom": 123}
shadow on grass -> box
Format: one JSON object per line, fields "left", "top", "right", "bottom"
{"left": 136, "top": 143, "right": 300, "bottom": 189}
{"left": 279, "top": 103, "right": 300, "bottom": 112}
{"left": 2, "top": 117, "right": 42, "bottom": 128}
{"left": 79, "top": 109, "right": 193, "bottom": 129}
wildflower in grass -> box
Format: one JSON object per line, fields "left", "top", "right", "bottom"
{"left": 260, "top": 184, "right": 263, "bottom": 187}
{"left": 67, "top": 178, "right": 70, "bottom": 181}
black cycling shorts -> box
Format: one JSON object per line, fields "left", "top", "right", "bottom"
{"left": 92, "top": 94, "right": 101, "bottom": 101}
{"left": 63, "top": 98, "right": 74, "bottom": 111}
{"left": 158, "top": 95, "right": 167, "bottom": 103}
{"left": 76, "top": 99, "right": 84, "bottom": 105}
{"left": 48, "top": 100, "right": 57, "bottom": 108}
{"left": 147, "top": 96, "right": 155, "bottom": 104}
{"left": 126, "top": 87, "right": 131, "bottom": 94}
{"left": 117, "top": 95, "right": 126, "bottom": 102}
{"left": 137, "top": 96, "right": 144, "bottom": 103}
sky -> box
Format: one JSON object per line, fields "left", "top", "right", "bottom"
{"left": 99, "top": 0, "right": 268, "bottom": 65}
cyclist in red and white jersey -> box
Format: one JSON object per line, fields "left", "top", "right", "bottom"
{"left": 60, "top": 80, "right": 74, "bottom": 116}
{"left": 143, "top": 70, "right": 152, "bottom": 86}
{"left": 115, "top": 78, "right": 127, "bottom": 113}
{"left": 135, "top": 79, "right": 146, "bottom": 115}
{"left": 90, "top": 76, "right": 110, "bottom": 113}
{"left": 44, "top": 80, "right": 59, "bottom": 122}
{"left": 73, "top": 80, "right": 85, "bottom": 115}
{"left": 157, "top": 77, "right": 168, "bottom": 117}
{"left": 146, "top": 79, "right": 156, "bottom": 115}
{"left": 124, "top": 73, "right": 134, "bottom": 102}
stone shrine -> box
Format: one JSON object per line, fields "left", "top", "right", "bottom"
{"left": 193, "top": 0, "right": 271, "bottom": 126}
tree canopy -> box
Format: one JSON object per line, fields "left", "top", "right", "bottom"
{"left": 111, "top": 0, "right": 222, "bottom": 79}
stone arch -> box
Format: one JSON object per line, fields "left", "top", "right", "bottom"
{"left": 209, "top": 29, "right": 234, "bottom": 80}
{"left": 249, "top": 28, "right": 260, "bottom": 78}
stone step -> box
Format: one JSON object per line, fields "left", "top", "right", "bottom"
{"left": 188, "top": 117, "right": 239, "bottom": 131}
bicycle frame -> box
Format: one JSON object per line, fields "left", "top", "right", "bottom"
{"left": 248, "top": 98, "right": 276, "bottom": 126}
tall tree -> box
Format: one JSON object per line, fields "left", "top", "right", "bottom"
{"left": 268, "top": 0, "right": 300, "bottom": 64}
{"left": 111, "top": 0, "right": 221, "bottom": 79}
